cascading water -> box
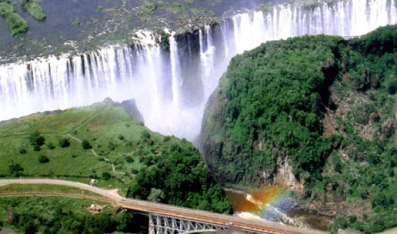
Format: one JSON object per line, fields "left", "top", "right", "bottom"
{"left": 0, "top": 0, "right": 396, "bottom": 141}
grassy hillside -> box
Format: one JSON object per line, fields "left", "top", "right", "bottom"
{"left": 0, "top": 99, "right": 231, "bottom": 213}
{"left": 200, "top": 25, "right": 397, "bottom": 233}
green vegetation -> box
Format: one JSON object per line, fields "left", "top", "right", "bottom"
{"left": 127, "top": 138, "right": 232, "bottom": 213}
{"left": 158, "top": 30, "right": 170, "bottom": 49}
{"left": 71, "top": 17, "right": 80, "bottom": 26}
{"left": 81, "top": 139, "right": 92, "bottom": 149}
{"left": 37, "top": 154, "right": 49, "bottom": 163}
{"left": 0, "top": 1, "right": 28, "bottom": 36}
{"left": 28, "top": 131, "right": 45, "bottom": 151}
{"left": 22, "top": 0, "right": 46, "bottom": 21}
{"left": 8, "top": 162, "right": 24, "bottom": 177}
{"left": 0, "top": 197, "right": 145, "bottom": 234}
{"left": 0, "top": 0, "right": 46, "bottom": 36}
{"left": 58, "top": 138, "right": 70, "bottom": 148}
{"left": 201, "top": 25, "right": 397, "bottom": 233}
{"left": 139, "top": 1, "right": 185, "bottom": 18}
{"left": 0, "top": 184, "right": 99, "bottom": 196}
{"left": 0, "top": 99, "right": 231, "bottom": 213}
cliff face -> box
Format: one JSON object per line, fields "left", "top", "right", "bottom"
{"left": 200, "top": 25, "right": 397, "bottom": 232}
{"left": 200, "top": 34, "right": 342, "bottom": 187}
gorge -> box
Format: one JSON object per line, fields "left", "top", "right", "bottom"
{"left": 1, "top": 0, "right": 397, "bottom": 232}
{"left": 0, "top": 0, "right": 396, "bottom": 142}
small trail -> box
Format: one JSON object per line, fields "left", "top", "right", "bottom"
{"left": 0, "top": 111, "right": 99, "bottom": 139}
{"left": 69, "top": 112, "right": 100, "bottom": 133}
{"left": 67, "top": 134, "right": 124, "bottom": 175}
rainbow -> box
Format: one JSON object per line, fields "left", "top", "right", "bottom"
{"left": 225, "top": 185, "right": 291, "bottom": 217}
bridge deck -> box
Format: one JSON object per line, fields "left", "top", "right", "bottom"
{"left": 0, "top": 179, "right": 325, "bottom": 234}
{"left": 120, "top": 197, "right": 324, "bottom": 234}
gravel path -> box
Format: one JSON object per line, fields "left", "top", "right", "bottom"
{"left": 0, "top": 178, "right": 122, "bottom": 201}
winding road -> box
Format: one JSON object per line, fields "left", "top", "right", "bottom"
{"left": 0, "top": 178, "right": 325, "bottom": 234}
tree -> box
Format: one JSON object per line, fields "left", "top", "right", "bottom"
{"left": 28, "top": 131, "right": 45, "bottom": 150}
{"left": 147, "top": 188, "right": 164, "bottom": 202}
{"left": 47, "top": 143, "right": 55, "bottom": 150}
{"left": 38, "top": 154, "right": 49, "bottom": 163}
{"left": 82, "top": 139, "right": 92, "bottom": 149}
{"left": 102, "top": 172, "right": 111, "bottom": 180}
{"left": 8, "top": 162, "right": 24, "bottom": 177}
{"left": 59, "top": 138, "right": 70, "bottom": 148}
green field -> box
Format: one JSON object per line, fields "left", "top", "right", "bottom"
{"left": 0, "top": 100, "right": 187, "bottom": 194}
{"left": 0, "top": 100, "right": 232, "bottom": 214}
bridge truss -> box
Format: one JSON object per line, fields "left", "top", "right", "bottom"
{"left": 148, "top": 214, "right": 263, "bottom": 234}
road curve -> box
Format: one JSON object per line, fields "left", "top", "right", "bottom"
{"left": 0, "top": 179, "right": 325, "bottom": 234}
{"left": 0, "top": 178, "right": 123, "bottom": 201}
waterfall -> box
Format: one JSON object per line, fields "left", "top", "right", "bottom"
{"left": 0, "top": 0, "right": 396, "bottom": 140}
{"left": 170, "top": 35, "right": 182, "bottom": 107}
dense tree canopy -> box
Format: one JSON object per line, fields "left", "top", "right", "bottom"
{"left": 127, "top": 139, "right": 232, "bottom": 214}
{"left": 201, "top": 25, "right": 397, "bottom": 233}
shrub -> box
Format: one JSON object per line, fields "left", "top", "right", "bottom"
{"left": 8, "top": 162, "right": 24, "bottom": 177}
{"left": 47, "top": 143, "right": 55, "bottom": 150}
{"left": 102, "top": 172, "right": 111, "bottom": 180}
{"left": 125, "top": 156, "right": 134, "bottom": 163}
{"left": 0, "top": 2, "right": 13, "bottom": 17}
{"left": 6, "top": 12, "right": 28, "bottom": 36}
{"left": 0, "top": 1, "right": 29, "bottom": 36}
{"left": 387, "top": 81, "right": 397, "bottom": 94}
{"left": 82, "top": 139, "right": 92, "bottom": 149}
{"left": 58, "top": 138, "right": 70, "bottom": 148}
{"left": 19, "top": 148, "right": 27, "bottom": 154}
{"left": 38, "top": 155, "right": 49, "bottom": 163}
{"left": 71, "top": 18, "right": 80, "bottom": 26}
{"left": 28, "top": 131, "right": 45, "bottom": 149}
{"left": 22, "top": 0, "right": 46, "bottom": 21}
{"left": 140, "top": 130, "right": 150, "bottom": 141}
{"left": 108, "top": 142, "right": 116, "bottom": 151}
{"left": 33, "top": 145, "right": 41, "bottom": 151}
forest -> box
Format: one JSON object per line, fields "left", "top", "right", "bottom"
{"left": 201, "top": 25, "right": 397, "bottom": 233}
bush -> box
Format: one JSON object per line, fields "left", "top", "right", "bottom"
{"left": 33, "top": 145, "right": 41, "bottom": 151}
{"left": 125, "top": 156, "right": 134, "bottom": 163}
{"left": 5, "top": 12, "right": 28, "bottom": 36}
{"left": 38, "top": 155, "right": 49, "bottom": 163}
{"left": 28, "top": 131, "right": 45, "bottom": 150}
{"left": 140, "top": 130, "right": 150, "bottom": 141}
{"left": 59, "top": 138, "right": 70, "bottom": 148}
{"left": 22, "top": 0, "right": 46, "bottom": 21}
{"left": 108, "top": 142, "right": 116, "bottom": 151}
{"left": 0, "top": 2, "right": 13, "bottom": 16}
{"left": 8, "top": 162, "right": 24, "bottom": 177}
{"left": 47, "top": 143, "right": 55, "bottom": 150}
{"left": 82, "top": 140, "right": 92, "bottom": 149}
{"left": 102, "top": 172, "right": 111, "bottom": 180}
{"left": 19, "top": 148, "right": 27, "bottom": 154}
{"left": 0, "top": 2, "right": 28, "bottom": 36}
{"left": 71, "top": 18, "right": 80, "bottom": 26}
